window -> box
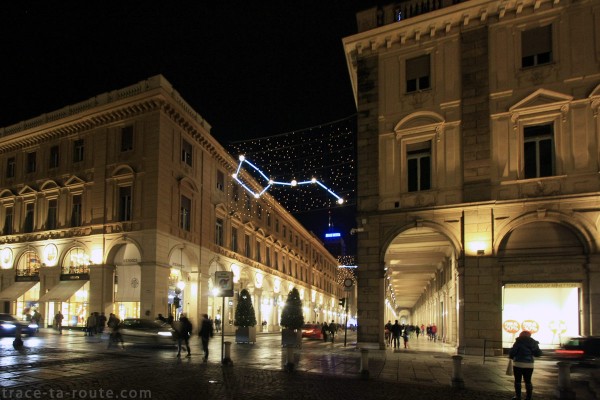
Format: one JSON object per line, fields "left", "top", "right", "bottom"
{"left": 407, "top": 141, "right": 431, "bottom": 192}
{"left": 49, "top": 146, "right": 59, "bottom": 169}
{"left": 121, "top": 126, "right": 134, "bottom": 152}
{"left": 267, "top": 212, "right": 271, "bottom": 226}
{"left": 522, "top": 25, "right": 552, "bottom": 68}
{"left": 71, "top": 195, "right": 82, "bottom": 227}
{"left": 6, "top": 157, "right": 15, "bottom": 178}
{"left": 231, "top": 227, "right": 238, "bottom": 252}
{"left": 23, "top": 203, "right": 34, "bottom": 233}
{"left": 524, "top": 124, "right": 554, "bottom": 179}
{"left": 406, "top": 54, "right": 430, "bottom": 93}
{"left": 215, "top": 218, "right": 224, "bottom": 246}
{"left": 182, "top": 139, "right": 193, "bottom": 166}
{"left": 266, "top": 247, "right": 271, "bottom": 266}
{"left": 283, "top": 225, "right": 287, "bottom": 238}
{"left": 256, "top": 205, "right": 262, "bottom": 219}
{"left": 275, "top": 219, "right": 279, "bottom": 232}
{"left": 73, "top": 139, "right": 84, "bottom": 163}
{"left": 245, "top": 194, "right": 251, "bottom": 211}
{"left": 233, "top": 184, "right": 239, "bottom": 202}
{"left": 3, "top": 207, "right": 13, "bottom": 235}
{"left": 47, "top": 199, "right": 57, "bottom": 230}
{"left": 274, "top": 251, "right": 279, "bottom": 270}
{"left": 216, "top": 170, "right": 224, "bottom": 191}
{"left": 255, "top": 241, "right": 261, "bottom": 263}
{"left": 26, "top": 152, "right": 36, "bottom": 173}
{"left": 119, "top": 186, "right": 132, "bottom": 222}
{"left": 244, "top": 234, "right": 251, "bottom": 258}
{"left": 180, "top": 195, "right": 191, "bottom": 231}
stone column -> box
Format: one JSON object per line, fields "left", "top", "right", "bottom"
{"left": 88, "top": 264, "right": 115, "bottom": 315}
{"left": 587, "top": 260, "right": 600, "bottom": 335}
{"left": 140, "top": 262, "right": 170, "bottom": 321}
{"left": 456, "top": 260, "right": 466, "bottom": 354}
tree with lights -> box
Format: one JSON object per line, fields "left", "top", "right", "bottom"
{"left": 234, "top": 289, "right": 257, "bottom": 344}
{"left": 234, "top": 289, "right": 257, "bottom": 328}
{"left": 280, "top": 287, "right": 304, "bottom": 330}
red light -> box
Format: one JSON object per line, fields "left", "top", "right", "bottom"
{"left": 555, "top": 349, "right": 584, "bottom": 356}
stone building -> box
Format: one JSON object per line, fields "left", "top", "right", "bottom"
{"left": 0, "top": 75, "right": 345, "bottom": 332}
{"left": 343, "top": 0, "right": 600, "bottom": 353}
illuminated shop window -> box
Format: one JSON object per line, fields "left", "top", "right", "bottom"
{"left": 62, "top": 248, "right": 91, "bottom": 275}
{"left": 16, "top": 250, "right": 41, "bottom": 277}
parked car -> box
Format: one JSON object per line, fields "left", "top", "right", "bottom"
{"left": 0, "top": 313, "right": 37, "bottom": 337}
{"left": 553, "top": 336, "right": 600, "bottom": 365}
{"left": 301, "top": 324, "right": 324, "bottom": 340}
{"left": 119, "top": 318, "right": 176, "bottom": 346}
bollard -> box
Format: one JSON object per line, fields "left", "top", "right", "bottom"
{"left": 360, "top": 348, "right": 370, "bottom": 379}
{"left": 555, "top": 362, "right": 576, "bottom": 400}
{"left": 451, "top": 355, "right": 465, "bottom": 389}
{"left": 222, "top": 341, "right": 233, "bottom": 366}
{"left": 13, "top": 326, "right": 23, "bottom": 349}
{"left": 285, "top": 346, "right": 295, "bottom": 372}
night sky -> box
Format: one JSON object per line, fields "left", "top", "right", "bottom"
{"left": 0, "top": 1, "right": 378, "bottom": 254}
{"left": 0, "top": 1, "right": 378, "bottom": 143}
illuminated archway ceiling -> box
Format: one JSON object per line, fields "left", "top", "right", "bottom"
{"left": 384, "top": 227, "right": 454, "bottom": 310}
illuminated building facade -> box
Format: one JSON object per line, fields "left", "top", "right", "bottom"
{"left": 0, "top": 75, "right": 345, "bottom": 331}
{"left": 344, "top": 0, "right": 600, "bottom": 352}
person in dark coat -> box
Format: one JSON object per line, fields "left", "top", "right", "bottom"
{"left": 198, "top": 314, "right": 214, "bottom": 362}
{"left": 321, "top": 322, "right": 329, "bottom": 342}
{"left": 391, "top": 320, "right": 402, "bottom": 349}
{"left": 509, "top": 330, "right": 542, "bottom": 400}
{"left": 175, "top": 313, "right": 192, "bottom": 358}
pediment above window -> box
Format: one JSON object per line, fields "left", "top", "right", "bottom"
{"left": 40, "top": 180, "right": 60, "bottom": 192}
{"left": 64, "top": 175, "right": 86, "bottom": 187}
{"left": 509, "top": 89, "right": 572, "bottom": 113}
{"left": 17, "top": 185, "right": 37, "bottom": 196}
{"left": 394, "top": 111, "right": 444, "bottom": 134}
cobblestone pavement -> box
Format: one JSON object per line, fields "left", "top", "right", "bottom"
{"left": 0, "top": 329, "right": 597, "bottom": 400}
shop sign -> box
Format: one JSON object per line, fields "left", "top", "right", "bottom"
{"left": 60, "top": 274, "right": 90, "bottom": 281}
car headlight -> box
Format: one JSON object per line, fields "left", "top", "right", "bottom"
{"left": 1, "top": 323, "right": 16, "bottom": 329}
{"left": 28, "top": 323, "right": 38, "bottom": 329}
{"left": 157, "top": 331, "right": 172, "bottom": 337}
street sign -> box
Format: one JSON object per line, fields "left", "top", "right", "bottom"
{"left": 215, "top": 271, "right": 234, "bottom": 297}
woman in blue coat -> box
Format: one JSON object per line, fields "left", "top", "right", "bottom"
{"left": 509, "top": 330, "right": 542, "bottom": 400}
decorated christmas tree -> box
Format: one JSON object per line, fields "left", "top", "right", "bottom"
{"left": 280, "top": 287, "right": 304, "bottom": 330}
{"left": 234, "top": 289, "right": 257, "bottom": 327}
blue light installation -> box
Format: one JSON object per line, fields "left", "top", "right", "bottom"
{"left": 232, "top": 155, "right": 344, "bottom": 205}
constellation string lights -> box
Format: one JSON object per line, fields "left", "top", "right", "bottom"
{"left": 227, "top": 115, "right": 356, "bottom": 214}
{"left": 233, "top": 155, "right": 344, "bottom": 204}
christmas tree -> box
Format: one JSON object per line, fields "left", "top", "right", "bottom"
{"left": 234, "top": 289, "right": 257, "bottom": 327}
{"left": 280, "top": 287, "right": 304, "bottom": 330}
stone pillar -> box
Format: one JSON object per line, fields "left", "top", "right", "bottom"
{"left": 140, "top": 262, "right": 170, "bottom": 321}
{"left": 587, "top": 261, "right": 600, "bottom": 336}
{"left": 88, "top": 264, "right": 115, "bottom": 315}
{"left": 456, "top": 260, "right": 466, "bottom": 354}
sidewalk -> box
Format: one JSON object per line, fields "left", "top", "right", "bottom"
{"left": 7, "top": 328, "right": 599, "bottom": 399}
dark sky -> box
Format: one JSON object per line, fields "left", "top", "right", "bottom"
{"left": 0, "top": 1, "right": 379, "bottom": 144}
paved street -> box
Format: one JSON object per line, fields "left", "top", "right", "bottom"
{"left": 0, "top": 328, "right": 597, "bottom": 400}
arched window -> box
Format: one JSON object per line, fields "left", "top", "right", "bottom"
{"left": 16, "top": 251, "right": 41, "bottom": 277}
{"left": 62, "top": 247, "right": 91, "bottom": 275}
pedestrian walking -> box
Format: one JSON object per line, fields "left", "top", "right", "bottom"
{"left": 54, "top": 311, "right": 64, "bottom": 334}
{"left": 97, "top": 312, "right": 107, "bottom": 334}
{"left": 384, "top": 320, "right": 392, "bottom": 346}
{"left": 175, "top": 313, "right": 192, "bottom": 358}
{"left": 107, "top": 313, "right": 124, "bottom": 349}
{"left": 85, "top": 313, "right": 97, "bottom": 336}
{"left": 509, "top": 330, "right": 542, "bottom": 400}
{"left": 402, "top": 328, "right": 409, "bottom": 349}
{"left": 321, "top": 321, "right": 329, "bottom": 342}
{"left": 198, "top": 314, "right": 214, "bottom": 362}
{"left": 329, "top": 320, "right": 336, "bottom": 343}
{"left": 391, "top": 320, "right": 401, "bottom": 349}
{"left": 31, "top": 310, "right": 41, "bottom": 332}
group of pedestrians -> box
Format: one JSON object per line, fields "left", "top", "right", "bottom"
{"left": 320, "top": 320, "right": 340, "bottom": 343}
{"left": 84, "top": 312, "right": 107, "bottom": 336}
{"left": 171, "top": 313, "right": 214, "bottom": 361}
{"left": 384, "top": 320, "right": 410, "bottom": 349}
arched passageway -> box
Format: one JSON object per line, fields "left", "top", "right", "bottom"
{"left": 383, "top": 227, "right": 458, "bottom": 346}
